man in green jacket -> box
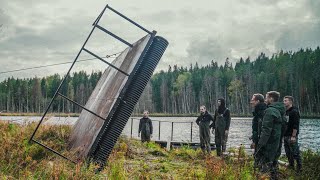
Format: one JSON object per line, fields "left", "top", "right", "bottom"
{"left": 257, "top": 91, "right": 285, "bottom": 179}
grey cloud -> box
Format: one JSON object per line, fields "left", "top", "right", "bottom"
{"left": 0, "top": 8, "right": 10, "bottom": 24}
{"left": 306, "top": 0, "right": 320, "bottom": 17}
{"left": 0, "top": 8, "right": 12, "bottom": 39}
{"left": 2, "top": 0, "right": 58, "bottom": 6}
{"left": 186, "top": 37, "right": 231, "bottom": 65}
{"left": 274, "top": 0, "right": 320, "bottom": 51}
{"left": 1, "top": 0, "right": 320, "bottom": 81}
{"left": 275, "top": 21, "right": 320, "bottom": 51}
{"left": 0, "top": 19, "right": 89, "bottom": 57}
{"left": 143, "top": 10, "right": 177, "bottom": 24}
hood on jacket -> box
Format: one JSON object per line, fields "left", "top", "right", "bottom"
{"left": 268, "top": 102, "right": 286, "bottom": 122}
{"left": 254, "top": 102, "right": 267, "bottom": 113}
{"left": 269, "top": 102, "right": 286, "bottom": 115}
{"left": 218, "top": 98, "right": 226, "bottom": 114}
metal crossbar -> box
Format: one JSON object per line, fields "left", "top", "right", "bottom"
{"left": 57, "top": 93, "right": 106, "bottom": 121}
{"left": 82, "top": 48, "right": 129, "bottom": 76}
{"left": 31, "top": 139, "right": 77, "bottom": 163}
{"left": 95, "top": 25, "right": 133, "bottom": 47}
{"left": 106, "top": 5, "right": 152, "bottom": 34}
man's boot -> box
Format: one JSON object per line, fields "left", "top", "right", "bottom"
{"left": 288, "top": 164, "right": 295, "bottom": 170}
{"left": 206, "top": 146, "right": 211, "bottom": 154}
{"left": 260, "top": 163, "right": 268, "bottom": 173}
{"left": 288, "top": 157, "right": 295, "bottom": 170}
{"left": 296, "top": 159, "right": 302, "bottom": 173}
{"left": 222, "top": 144, "right": 226, "bottom": 152}
{"left": 269, "top": 162, "right": 278, "bottom": 180}
{"left": 201, "top": 146, "right": 206, "bottom": 154}
{"left": 216, "top": 146, "right": 221, "bottom": 156}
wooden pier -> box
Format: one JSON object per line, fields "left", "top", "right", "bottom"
{"left": 154, "top": 140, "right": 216, "bottom": 150}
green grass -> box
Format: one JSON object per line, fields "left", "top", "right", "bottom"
{"left": 3, "top": 112, "right": 320, "bottom": 119}
{"left": 0, "top": 121, "right": 318, "bottom": 179}
{"left": 0, "top": 112, "right": 80, "bottom": 117}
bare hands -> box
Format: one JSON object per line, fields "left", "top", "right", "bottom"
{"left": 290, "top": 136, "right": 296, "bottom": 143}
{"left": 250, "top": 142, "right": 255, "bottom": 149}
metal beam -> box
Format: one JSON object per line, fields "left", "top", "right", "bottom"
{"left": 95, "top": 24, "right": 133, "bottom": 48}
{"left": 57, "top": 93, "right": 106, "bottom": 121}
{"left": 32, "top": 139, "right": 77, "bottom": 164}
{"left": 92, "top": 4, "right": 109, "bottom": 26}
{"left": 82, "top": 48, "right": 130, "bottom": 76}
{"left": 106, "top": 5, "right": 152, "bottom": 34}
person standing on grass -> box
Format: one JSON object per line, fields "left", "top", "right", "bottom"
{"left": 138, "top": 110, "right": 153, "bottom": 143}
{"left": 250, "top": 93, "right": 267, "bottom": 167}
{"left": 258, "top": 91, "right": 285, "bottom": 179}
{"left": 213, "top": 98, "right": 231, "bottom": 156}
{"left": 196, "top": 105, "right": 214, "bottom": 154}
{"left": 283, "top": 96, "right": 302, "bottom": 172}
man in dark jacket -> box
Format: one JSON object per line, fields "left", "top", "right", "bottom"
{"left": 257, "top": 91, "right": 285, "bottom": 179}
{"left": 196, "top": 105, "right": 214, "bottom": 154}
{"left": 250, "top": 93, "right": 267, "bottom": 167}
{"left": 213, "top": 98, "right": 231, "bottom": 156}
{"left": 138, "top": 110, "right": 153, "bottom": 143}
{"left": 283, "top": 96, "right": 302, "bottom": 172}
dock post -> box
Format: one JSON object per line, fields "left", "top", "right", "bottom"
{"left": 190, "top": 122, "right": 193, "bottom": 142}
{"left": 166, "top": 136, "right": 171, "bottom": 151}
{"left": 158, "top": 121, "right": 161, "bottom": 140}
{"left": 130, "top": 118, "right": 133, "bottom": 138}
{"left": 171, "top": 122, "right": 174, "bottom": 141}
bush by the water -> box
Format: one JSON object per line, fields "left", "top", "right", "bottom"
{"left": 0, "top": 121, "right": 318, "bottom": 179}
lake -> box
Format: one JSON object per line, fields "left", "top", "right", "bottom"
{"left": 1, "top": 116, "right": 319, "bottom": 152}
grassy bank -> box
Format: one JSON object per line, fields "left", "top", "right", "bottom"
{"left": 0, "top": 121, "right": 319, "bottom": 179}
{"left": 2, "top": 112, "right": 320, "bottom": 119}
{"left": 0, "top": 112, "right": 199, "bottom": 118}
{"left": 0, "top": 112, "right": 80, "bottom": 117}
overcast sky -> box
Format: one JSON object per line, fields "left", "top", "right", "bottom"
{"left": 0, "top": 0, "right": 319, "bottom": 81}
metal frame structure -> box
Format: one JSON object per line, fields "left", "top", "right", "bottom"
{"left": 29, "top": 4, "right": 155, "bottom": 163}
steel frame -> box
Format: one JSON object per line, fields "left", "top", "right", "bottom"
{"left": 29, "top": 4, "right": 154, "bottom": 163}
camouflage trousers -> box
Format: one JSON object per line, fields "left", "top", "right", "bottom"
{"left": 141, "top": 131, "right": 151, "bottom": 142}
{"left": 199, "top": 122, "right": 211, "bottom": 154}
{"left": 215, "top": 126, "right": 227, "bottom": 156}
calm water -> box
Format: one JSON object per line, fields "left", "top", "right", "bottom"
{"left": 1, "top": 116, "right": 319, "bottom": 152}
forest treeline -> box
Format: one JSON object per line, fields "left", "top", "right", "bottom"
{"left": 0, "top": 47, "right": 320, "bottom": 116}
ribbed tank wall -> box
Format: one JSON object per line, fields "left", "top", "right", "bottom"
{"left": 90, "top": 36, "right": 168, "bottom": 170}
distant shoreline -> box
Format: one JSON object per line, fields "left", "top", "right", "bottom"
{"left": 1, "top": 112, "right": 319, "bottom": 119}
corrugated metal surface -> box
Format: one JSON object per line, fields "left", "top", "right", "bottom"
{"left": 90, "top": 36, "right": 168, "bottom": 170}
{"left": 68, "top": 34, "right": 152, "bottom": 160}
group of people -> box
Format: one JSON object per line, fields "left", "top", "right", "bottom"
{"left": 195, "top": 98, "right": 230, "bottom": 156}
{"left": 137, "top": 91, "right": 302, "bottom": 179}
{"left": 196, "top": 91, "right": 302, "bottom": 179}
{"left": 250, "top": 91, "right": 302, "bottom": 179}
